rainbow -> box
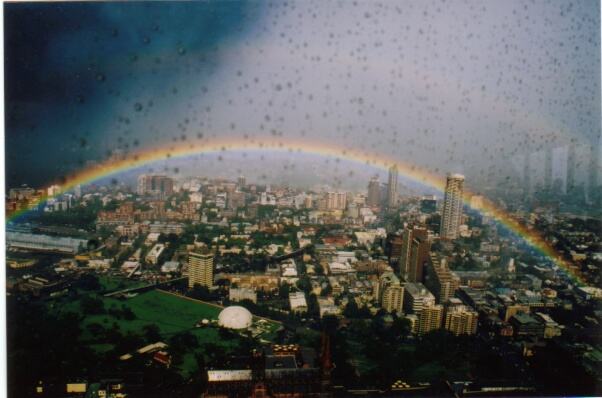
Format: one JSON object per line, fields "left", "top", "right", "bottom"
{"left": 6, "top": 136, "right": 585, "bottom": 285}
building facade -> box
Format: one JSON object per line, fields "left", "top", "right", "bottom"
{"left": 386, "top": 165, "right": 398, "bottom": 209}
{"left": 399, "top": 227, "right": 430, "bottom": 283}
{"left": 188, "top": 251, "right": 214, "bottom": 288}
{"left": 367, "top": 176, "right": 381, "bottom": 207}
{"left": 440, "top": 173, "right": 464, "bottom": 240}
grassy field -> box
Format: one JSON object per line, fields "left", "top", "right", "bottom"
{"left": 47, "top": 284, "right": 280, "bottom": 378}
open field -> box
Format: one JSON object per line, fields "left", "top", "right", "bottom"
{"left": 47, "top": 283, "right": 280, "bottom": 378}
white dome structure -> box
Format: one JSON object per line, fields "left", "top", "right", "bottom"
{"left": 217, "top": 306, "right": 253, "bottom": 330}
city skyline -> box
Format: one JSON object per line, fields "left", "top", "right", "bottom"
{"left": 4, "top": 1, "right": 601, "bottom": 397}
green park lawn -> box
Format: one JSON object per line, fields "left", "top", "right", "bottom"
{"left": 47, "top": 286, "right": 280, "bottom": 378}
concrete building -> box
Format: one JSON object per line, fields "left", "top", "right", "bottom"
{"left": 425, "top": 254, "right": 460, "bottom": 304}
{"left": 382, "top": 284, "right": 404, "bottom": 316}
{"left": 376, "top": 272, "right": 404, "bottom": 315}
{"left": 229, "top": 287, "right": 257, "bottom": 304}
{"left": 444, "top": 298, "right": 478, "bottom": 336}
{"left": 137, "top": 174, "right": 174, "bottom": 197}
{"left": 145, "top": 244, "right": 165, "bottom": 265}
{"left": 289, "top": 291, "right": 308, "bottom": 313}
{"left": 188, "top": 251, "right": 214, "bottom": 288}
{"left": 386, "top": 164, "right": 398, "bottom": 209}
{"left": 417, "top": 304, "right": 443, "bottom": 335}
{"left": 6, "top": 232, "right": 86, "bottom": 254}
{"left": 533, "top": 312, "right": 562, "bottom": 339}
{"left": 317, "top": 297, "right": 340, "bottom": 318}
{"left": 403, "top": 282, "right": 436, "bottom": 315}
{"left": 509, "top": 313, "right": 544, "bottom": 337}
{"left": 399, "top": 227, "right": 429, "bottom": 283}
{"left": 367, "top": 176, "right": 381, "bottom": 207}
{"left": 440, "top": 173, "right": 464, "bottom": 240}
{"left": 325, "top": 192, "right": 347, "bottom": 210}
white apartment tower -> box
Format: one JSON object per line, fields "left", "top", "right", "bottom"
{"left": 440, "top": 173, "right": 465, "bottom": 240}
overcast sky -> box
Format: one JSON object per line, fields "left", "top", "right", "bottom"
{"left": 5, "top": 0, "right": 600, "bottom": 191}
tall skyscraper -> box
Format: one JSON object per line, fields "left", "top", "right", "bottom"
{"left": 367, "top": 176, "right": 381, "bottom": 207}
{"left": 386, "top": 165, "right": 398, "bottom": 209}
{"left": 440, "top": 173, "right": 464, "bottom": 240}
{"left": 188, "top": 251, "right": 214, "bottom": 288}
{"left": 399, "top": 227, "right": 429, "bottom": 283}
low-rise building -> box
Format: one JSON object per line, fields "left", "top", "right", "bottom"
{"left": 289, "top": 292, "right": 308, "bottom": 313}
{"left": 229, "top": 287, "right": 258, "bottom": 304}
{"left": 317, "top": 297, "right": 340, "bottom": 318}
{"left": 509, "top": 313, "right": 544, "bottom": 337}
{"left": 146, "top": 244, "right": 165, "bottom": 265}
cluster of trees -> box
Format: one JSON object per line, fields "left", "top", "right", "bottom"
{"left": 330, "top": 317, "right": 478, "bottom": 388}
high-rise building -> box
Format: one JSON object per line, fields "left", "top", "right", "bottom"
{"left": 325, "top": 192, "right": 347, "bottom": 210}
{"left": 440, "top": 173, "right": 464, "bottom": 240}
{"left": 403, "top": 282, "right": 436, "bottom": 315}
{"left": 367, "top": 176, "right": 381, "bottom": 207}
{"left": 376, "top": 272, "right": 404, "bottom": 315}
{"left": 188, "top": 251, "right": 214, "bottom": 288}
{"left": 385, "top": 232, "right": 403, "bottom": 264}
{"left": 399, "top": 227, "right": 430, "bottom": 282}
{"left": 425, "top": 254, "right": 460, "bottom": 304}
{"left": 386, "top": 165, "right": 398, "bottom": 209}
{"left": 137, "top": 174, "right": 174, "bottom": 197}
{"left": 417, "top": 304, "right": 443, "bottom": 335}
{"left": 444, "top": 298, "right": 478, "bottom": 336}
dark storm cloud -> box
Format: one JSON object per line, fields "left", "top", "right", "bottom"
{"left": 4, "top": 0, "right": 600, "bottom": 190}
{"left": 4, "top": 1, "right": 260, "bottom": 187}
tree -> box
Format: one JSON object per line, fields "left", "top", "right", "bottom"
{"left": 320, "top": 284, "right": 332, "bottom": 297}
{"left": 296, "top": 276, "right": 312, "bottom": 294}
{"left": 78, "top": 274, "right": 101, "bottom": 291}
{"left": 80, "top": 296, "right": 105, "bottom": 315}
{"left": 343, "top": 297, "right": 360, "bottom": 318}
{"left": 143, "top": 324, "right": 162, "bottom": 342}
{"left": 391, "top": 316, "right": 412, "bottom": 338}
{"left": 278, "top": 282, "right": 291, "bottom": 299}
{"left": 170, "top": 332, "right": 199, "bottom": 354}
{"left": 189, "top": 284, "right": 212, "bottom": 301}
